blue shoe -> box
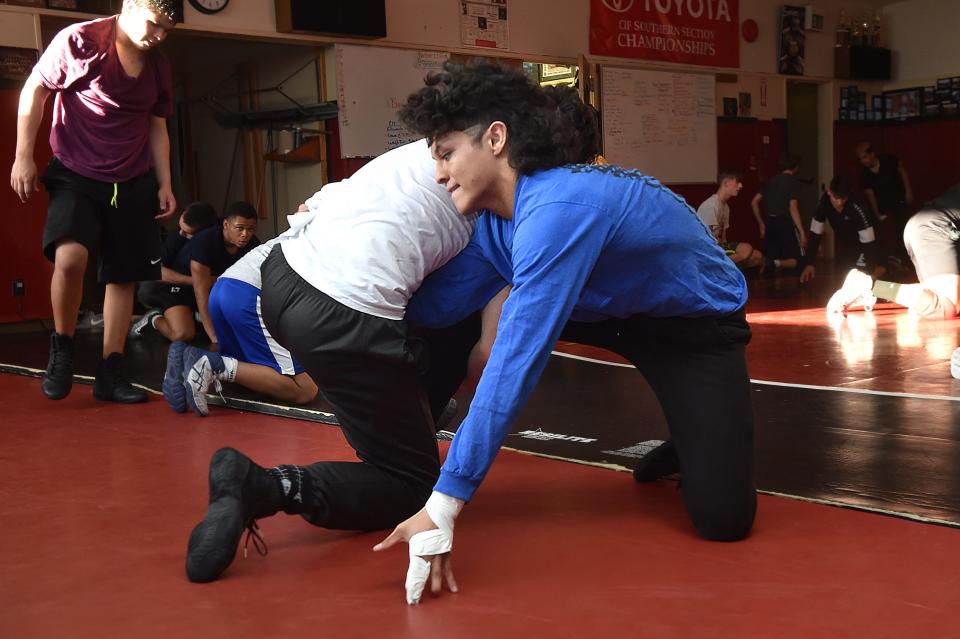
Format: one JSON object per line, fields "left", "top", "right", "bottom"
{"left": 183, "top": 346, "right": 225, "bottom": 417}
{"left": 163, "top": 342, "right": 188, "bottom": 413}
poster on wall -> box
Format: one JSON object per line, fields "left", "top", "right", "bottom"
{"left": 778, "top": 5, "right": 806, "bottom": 76}
{"left": 589, "top": 0, "right": 740, "bottom": 68}
{"left": 460, "top": 0, "right": 509, "bottom": 50}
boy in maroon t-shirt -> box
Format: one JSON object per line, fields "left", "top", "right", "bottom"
{"left": 10, "top": 0, "right": 178, "bottom": 403}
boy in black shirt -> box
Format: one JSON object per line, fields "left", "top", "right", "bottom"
{"left": 189, "top": 201, "right": 260, "bottom": 345}
{"left": 132, "top": 201, "right": 217, "bottom": 341}
{"left": 856, "top": 142, "right": 914, "bottom": 265}
{"left": 800, "top": 177, "right": 880, "bottom": 283}
{"left": 751, "top": 153, "right": 806, "bottom": 272}
{"left": 827, "top": 183, "right": 960, "bottom": 320}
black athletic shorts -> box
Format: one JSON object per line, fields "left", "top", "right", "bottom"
{"left": 137, "top": 280, "right": 197, "bottom": 313}
{"left": 763, "top": 215, "right": 803, "bottom": 261}
{"left": 41, "top": 157, "right": 162, "bottom": 284}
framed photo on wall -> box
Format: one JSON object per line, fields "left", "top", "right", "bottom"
{"left": 882, "top": 87, "right": 922, "bottom": 120}
{"left": 778, "top": 5, "right": 806, "bottom": 76}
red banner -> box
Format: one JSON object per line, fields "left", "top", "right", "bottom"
{"left": 590, "top": 0, "right": 740, "bottom": 68}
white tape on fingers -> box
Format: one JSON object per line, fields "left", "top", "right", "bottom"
{"left": 405, "top": 529, "right": 452, "bottom": 605}
{"left": 405, "top": 554, "right": 431, "bottom": 605}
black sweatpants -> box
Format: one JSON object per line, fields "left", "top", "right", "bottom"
{"left": 426, "top": 309, "right": 757, "bottom": 542}
{"left": 259, "top": 246, "right": 440, "bottom": 531}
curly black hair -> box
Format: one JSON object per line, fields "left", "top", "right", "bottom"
{"left": 400, "top": 59, "right": 581, "bottom": 175}
{"left": 181, "top": 201, "right": 218, "bottom": 231}
{"left": 542, "top": 85, "right": 600, "bottom": 165}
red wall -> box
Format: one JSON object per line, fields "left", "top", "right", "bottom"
{"left": 672, "top": 118, "right": 787, "bottom": 248}
{"left": 834, "top": 119, "right": 960, "bottom": 210}
{"left": 0, "top": 88, "right": 54, "bottom": 323}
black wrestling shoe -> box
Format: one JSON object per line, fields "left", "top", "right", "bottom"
{"left": 41, "top": 332, "right": 74, "bottom": 400}
{"left": 186, "top": 448, "right": 282, "bottom": 583}
{"left": 632, "top": 440, "right": 680, "bottom": 482}
{"left": 93, "top": 353, "right": 147, "bottom": 403}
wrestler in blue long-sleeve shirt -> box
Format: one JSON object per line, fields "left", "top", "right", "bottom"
{"left": 407, "top": 163, "right": 748, "bottom": 502}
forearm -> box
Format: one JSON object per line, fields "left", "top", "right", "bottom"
{"left": 193, "top": 287, "right": 216, "bottom": 342}
{"left": 901, "top": 171, "right": 913, "bottom": 202}
{"left": 149, "top": 118, "right": 172, "bottom": 188}
{"left": 865, "top": 190, "right": 880, "bottom": 216}
{"left": 15, "top": 76, "right": 48, "bottom": 160}
{"left": 805, "top": 233, "right": 822, "bottom": 268}
{"left": 190, "top": 265, "right": 217, "bottom": 342}
{"left": 861, "top": 233, "right": 879, "bottom": 272}
{"left": 161, "top": 266, "right": 192, "bottom": 286}
{"left": 789, "top": 205, "right": 803, "bottom": 233}
{"left": 437, "top": 281, "right": 583, "bottom": 500}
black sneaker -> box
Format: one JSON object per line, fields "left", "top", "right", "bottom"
{"left": 93, "top": 352, "right": 147, "bottom": 403}
{"left": 42, "top": 332, "right": 74, "bottom": 400}
{"left": 633, "top": 440, "right": 680, "bottom": 482}
{"left": 186, "top": 448, "right": 282, "bottom": 583}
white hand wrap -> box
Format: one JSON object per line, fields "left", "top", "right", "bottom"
{"left": 404, "top": 492, "right": 463, "bottom": 605}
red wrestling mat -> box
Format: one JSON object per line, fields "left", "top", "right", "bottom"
{"left": 2, "top": 372, "right": 959, "bottom": 639}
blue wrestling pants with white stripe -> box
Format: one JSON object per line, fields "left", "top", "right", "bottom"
{"left": 208, "top": 277, "right": 304, "bottom": 375}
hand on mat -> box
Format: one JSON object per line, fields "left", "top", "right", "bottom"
{"left": 155, "top": 186, "right": 177, "bottom": 221}
{"left": 374, "top": 493, "right": 463, "bottom": 605}
{"left": 10, "top": 157, "right": 39, "bottom": 203}
{"left": 799, "top": 265, "right": 815, "bottom": 283}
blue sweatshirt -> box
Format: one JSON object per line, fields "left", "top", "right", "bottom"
{"left": 407, "top": 164, "right": 747, "bottom": 501}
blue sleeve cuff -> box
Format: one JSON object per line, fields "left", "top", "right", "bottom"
{"left": 434, "top": 471, "right": 479, "bottom": 502}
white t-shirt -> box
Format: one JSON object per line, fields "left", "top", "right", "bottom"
{"left": 280, "top": 139, "right": 476, "bottom": 320}
{"left": 696, "top": 193, "right": 729, "bottom": 244}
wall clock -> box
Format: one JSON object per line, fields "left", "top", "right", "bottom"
{"left": 188, "top": 0, "right": 229, "bottom": 15}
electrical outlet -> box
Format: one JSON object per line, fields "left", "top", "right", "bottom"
{"left": 12, "top": 280, "right": 25, "bottom": 297}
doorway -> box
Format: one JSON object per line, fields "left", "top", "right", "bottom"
{"left": 786, "top": 81, "right": 820, "bottom": 229}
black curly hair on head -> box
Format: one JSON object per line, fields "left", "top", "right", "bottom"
{"left": 542, "top": 85, "right": 600, "bottom": 165}
{"left": 400, "top": 59, "right": 576, "bottom": 175}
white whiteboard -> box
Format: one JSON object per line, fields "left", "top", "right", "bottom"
{"left": 600, "top": 67, "right": 717, "bottom": 184}
{"left": 336, "top": 44, "right": 449, "bottom": 158}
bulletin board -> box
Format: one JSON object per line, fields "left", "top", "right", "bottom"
{"left": 600, "top": 65, "right": 717, "bottom": 184}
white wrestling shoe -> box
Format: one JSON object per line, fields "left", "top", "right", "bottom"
{"left": 826, "top": 269, "right": 877, "bottom": 315}
{"left": 951, "top": 347, "right": 960, "bottom": 380}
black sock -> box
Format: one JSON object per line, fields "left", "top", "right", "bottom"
{"left": 268, "top": 465, "right": 307, "bottom": 514}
